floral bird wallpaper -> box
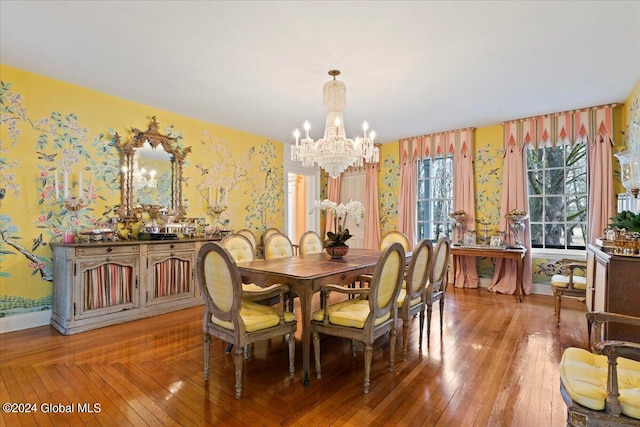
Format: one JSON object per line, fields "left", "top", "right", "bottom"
{"left": 0, "top": 64, "right": 284, "bottom": 319}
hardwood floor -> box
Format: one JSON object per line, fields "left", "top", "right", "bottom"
{"left": 0, "top": 288, "right": 589, "bottom": 426}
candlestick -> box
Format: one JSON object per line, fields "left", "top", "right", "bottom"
{"left": 64, "top": 170, "right": 69, "bottom": 199}
{"left": 54, "top": 170, "right": 59, "bottom": 201}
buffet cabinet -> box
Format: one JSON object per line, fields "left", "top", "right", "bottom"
{"left": 51, "top": 239, "right": 208, "bottom": 335}
{"left": 586, "top": 244, "right": 640, "bottom": 342}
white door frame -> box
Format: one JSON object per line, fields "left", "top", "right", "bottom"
{"left": 284, "top": 156, "right": 321, "bottom": 238}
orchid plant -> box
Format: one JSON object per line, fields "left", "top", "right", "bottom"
{"left": 314, "top": 199, "right": 365, "bottom": 247}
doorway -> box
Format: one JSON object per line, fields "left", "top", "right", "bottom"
{"left": 285, "top": 164, "right": 320, "bottom": 246}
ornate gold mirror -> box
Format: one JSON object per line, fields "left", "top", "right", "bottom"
{"left": 117, "top": 116, "right": 191, "bottom": 221}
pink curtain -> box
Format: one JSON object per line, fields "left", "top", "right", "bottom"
{"left": 586, "top": 106, "right": 615, "bottom": 244}
{"left": 489, "top": 122, "right": 533, "bottom": 294}
{"left": 326, "top": 176, "right": 341, "bottom": 234}
{"left": 364, "top": 161, "right": 381, "bottom": 249}
{"left": 453, "top": 130, "right": 479, "bottom": 288}
{"left": 398, "top": 138, "right": 418, "bottom": 249}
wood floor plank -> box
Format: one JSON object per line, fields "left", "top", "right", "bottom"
{"left": 0, "top": 288, "right": 591, "bottom": 426}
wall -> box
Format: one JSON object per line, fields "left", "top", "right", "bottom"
{"left": 0, "top": 65, "right": 284, "bottom": 324}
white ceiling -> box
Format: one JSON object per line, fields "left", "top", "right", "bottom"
{"left": 1, "top": 1, "right": 639, "bottom": 145}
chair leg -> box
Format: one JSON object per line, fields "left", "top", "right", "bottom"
{"left": 288, "top": 333, "right": 295, "bottom": 378}
{"left": 234, "top": 346, "right": 243, "bottom": 398}
{"left": 364, "top": 343, "right": 373, "bottom": 394}
{"left": 418, "top": 308, "right": 425, "bottom": 348}
{"left": 225, "top": 342, "right": 233, "bottom": 354}
{"left": 554, "top": 292, "right": 562, "bottom": 326}
{"left": 389, "top": 327, "right": 396, "bottom": 371}
{"left": 204, "top": 334, "right": 211, "bottom": 380}
{"left": 439, "top": 298, "right": 445, "bottom": 335}
{"left": 312, "top": 330, "right": 322, "bottom": 379}
{"left": 426, "top": 303, "right": 433, "bottom": 344}
{"left": 402, "top": 321, "right": 409, "bottom": 360}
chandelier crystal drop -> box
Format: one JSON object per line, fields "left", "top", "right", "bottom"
{"left": 291, "top": 70, "right": 380, "bottom": 178}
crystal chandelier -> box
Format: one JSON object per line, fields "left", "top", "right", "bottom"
{"left": 291, "top": 70, "right": 380, "bottom": 178}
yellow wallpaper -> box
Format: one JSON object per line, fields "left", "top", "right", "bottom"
{"left": 0, "top": 64, "right": 284, "bottom": 317}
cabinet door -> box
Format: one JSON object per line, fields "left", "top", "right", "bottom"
{"left": 146, "top": 251, "right": 195, "bottom": 305}
{"left": 75, "top": 256, "right": 139, "bottom": 319}
{"left": 592, "top": 256, "right": 608, "bottom": 313}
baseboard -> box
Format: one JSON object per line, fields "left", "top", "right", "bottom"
{"left": 0, "top": 309, "right": 52, "bottom": 334}
{"left": 475, "top": 277, "right": 553, "bottom": 296}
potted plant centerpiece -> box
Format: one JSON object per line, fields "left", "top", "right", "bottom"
{"left": 315, "top": 199, "right": 365, "bottom": 258}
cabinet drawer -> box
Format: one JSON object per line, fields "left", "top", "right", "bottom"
{"left": 148, "top": 242, "right": 196, "bottom": 252}
{"left": 76, "top": 245, "right": 140, "bottom": 257}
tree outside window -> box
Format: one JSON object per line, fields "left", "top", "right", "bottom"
{"left": 417, "top": 156, "right": 454, "bottom": 241}
{"left": 526, "top": 143, "right": 587, "bottom": 249}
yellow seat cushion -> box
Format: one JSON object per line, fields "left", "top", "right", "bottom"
{"left": 551, "top": 274, "right": 587, "bottom": 290}
{"left": 397, "top": 287, "right": 422, "bottom": 309}
{"left": 212, "top": 301, "right": 295, "bottom": 332}
{"left": 312, "top": 299, "right": 390, "bottom": 328}
{"left": 242, "top": 283, "right": 265, "bottom": 293}
{"left": 560, "top": 347, "right": 640, "bottom": 419}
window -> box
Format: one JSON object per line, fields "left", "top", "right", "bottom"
{"left": 526, "top": 143, "right": 587, "bottom": 250}
{"left": 417, "top": 156, "right": 454, "bottom": 241}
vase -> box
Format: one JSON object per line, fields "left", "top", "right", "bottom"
{"left": 326, "top": 245, "right": 349, "bottom": 259}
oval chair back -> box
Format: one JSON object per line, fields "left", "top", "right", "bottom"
{"left": 398, "top": 238, "right": 433, "bottom": 359}
{"left": 299, "top": 231, "right": 323, "bottom": 255}
{"left": 380, "top": 230, "right": 411, "bottom": 252}
{"left": 220, "top": 234, "right": 255, "bottom": 263}
{"left": 235, "top": 229, "right": 257, "bottom": 254}
{"left": 264, "top": 232, "right": 294, "bottom": 259}
{"left": 426, "top": 236, "right": 451, "bottom": 342}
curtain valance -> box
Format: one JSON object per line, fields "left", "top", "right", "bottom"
{"left": 399, "top": 128, "right": 474, "bottom": 162}
{"left": 503, "top": 104, "right": 615, "bottom": 151}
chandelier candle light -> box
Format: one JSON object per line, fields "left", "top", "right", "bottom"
{"left": 291, "top": 70, "right": 380, "bottom": 178}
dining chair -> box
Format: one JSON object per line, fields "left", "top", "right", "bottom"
{"left": 299, "top": 230, "right": 324, "bottom": 255}
{"left": 559, "top": 312, "right": 640, "bottom": 425}
{"left": 425, "top": 236, "right": 451, "bottom": 343}
{"left": 311, "top": 242, "right": 406, "bottom": 394}
{"left": 196, "top": 242, "right": 297, "bottom": 398}
{"left": 397, "top": 238, "right": 433, "bottom": 360}
{"left": 264, "top": 232, "right": 295, "bottom": 259}
{"left": 235, "top": 228, "right": 258, "bottom": 255}
{"left": 551, "top": 258, "right": 587, "bottom": 326}
{"left": 220, "top": 234, "right": 274, "bottom": 296}
{"left": 380, "top": 230, "right": 412, "bottom": 252}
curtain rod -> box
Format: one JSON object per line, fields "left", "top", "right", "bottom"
{"left": 501, "top": 103, "right": 618, "bottom": 125}
{"left": 400, "top": 126, "right": 476, "bottom": 141}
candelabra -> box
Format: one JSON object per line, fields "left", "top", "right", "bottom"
{"left": 61, "top": 196, "right": 92, "bottom": 243}
{"left": 506, "top": 210, "right": 528, "bottom": 248}
{"left": 448, "top": 211, "right": 468, "bottom": 246}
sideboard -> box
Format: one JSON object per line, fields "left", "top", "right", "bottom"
{"left": 51, "top": 238, "right": 217, "bottom": 335}
{"left": 586, "top": 243, "right": 640, "bottom": 342}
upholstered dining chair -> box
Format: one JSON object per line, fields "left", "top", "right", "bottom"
{"left": 311, "top": 242, "right": 406, "bottom": 394}
{"left": 559, "top": 312, "right": 640, "bottom": 425}
{"left": 397, "top": 238, "right": 433, "bottom": 360}
{"left": 551, "top": 258, "right": 587, "bottom": 326}
{"left": 196, "top": 242, "right": 297, "bottom": 398}
{"left": 380, "top": 230, "right": 412, "bottom": 252}
{"left": 235, "top": 228, "right": 258, "bottom": 255}
{"left": 425, "top": 236, "right": 451, "bottom": 343}
{"left": 220, "top": 234, "right": 270, "bottom": 296}
{"left": 299, "top": 230, "right": 324, "bottom": 255}
{"left": 264, "top": 232, "right": 295, "bottom": 260}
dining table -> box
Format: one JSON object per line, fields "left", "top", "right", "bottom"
{"left": 236, "top": 248, "right": 391, "bottom": 387}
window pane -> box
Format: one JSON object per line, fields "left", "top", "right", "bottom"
{"left": 545, "top": 169, "right": 565, "bottom": 194}
{"left": 566, "top": 144, "right": 587, "bottom": 168}
{"left": 566, "top": 194, "right": 587, "bottom": 222}
{"left": 528, "top": 170, "right": 543, "bottom": 195}
{"left": 530, "top": 224, "right": 543, "bottom": 247}
{"left": 544, "top": 196, "right": 565, "bottom": 221}
{"left": 527, "top": 148, "right": 544, "bottom": 170}
{"left": 567, "top": 223, "right": 586, "bottom": 248}
{"left": 545, "top": 146, "right": 564, "bottom": 168}
{"left": 529, "top": 197, "right": 543, "bottom": 222}
{"left": 544, "top": 223, "right": 565, "bottom": 248}
{"left": 416, "top": 156, "right": 454, "bottom": 241}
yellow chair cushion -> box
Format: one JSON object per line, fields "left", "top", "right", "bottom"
{"left": 551, "top": 274, "right": 587, "bottom": 290}
{"left": 242, "top": 283, "right": 265, "bottom": 293}
{"left": 560, "top": 347, "right": 640, "bottom": 419}
{"left": 312, "top": 299, "right": 390, "bottom": 328}
{"left": 397, "top": 287, "right": 422, "bottom": 309}
{"left": 212, "top": 301, "right": 295, "bottom": 332}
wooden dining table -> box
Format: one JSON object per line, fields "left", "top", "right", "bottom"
{"left": 236, "top": 248, "right": 387, "bottom": 386}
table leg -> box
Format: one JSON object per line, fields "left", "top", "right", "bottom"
{"left": 517, "top": 256, "right": 523, "bottom": 303}
{"left": 298, "top": 286, "right": 312, "bottom": 387}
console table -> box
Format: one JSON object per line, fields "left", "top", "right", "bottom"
{"left": 450, "top": 245, "right": 527, "bottom": 302}
{"left": 50, "top": 238, "right": 217, "bottom": 334}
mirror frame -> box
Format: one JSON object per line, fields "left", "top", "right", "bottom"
{"left": 117, "top": 116, "right": 191, "bottom": 221}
